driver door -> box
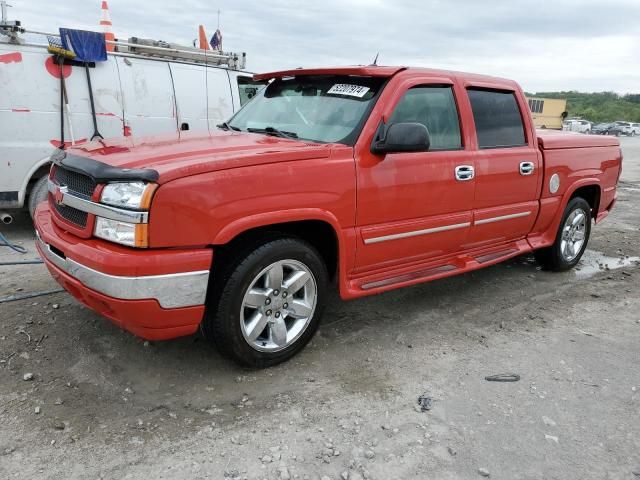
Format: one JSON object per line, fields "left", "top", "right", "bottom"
{"left": 354, "top": 82, "right": 476, "bottom": 272}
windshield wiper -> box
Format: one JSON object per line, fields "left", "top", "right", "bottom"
{"left": 216, "top": 122, "right": 241, "bottom": 131}
{"left": 246, "top": 126, "right": 298, "bottom": 139}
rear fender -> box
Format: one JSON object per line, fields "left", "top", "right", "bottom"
{"left": 528, "top": 178, "right": 601, "bottom": 250}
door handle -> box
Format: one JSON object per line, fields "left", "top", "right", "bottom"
{"left": 455, "top": 165, "right": 475, "bottom": 181}
{"left": 519, "top": 161, "right": 534, "bottom": 175}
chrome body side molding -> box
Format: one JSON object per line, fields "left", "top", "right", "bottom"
{"left": 364, "top": 222, "right": 471, "bottom": 245}
{"left": 474, "top": 211, "right": 531, "bottom": 225}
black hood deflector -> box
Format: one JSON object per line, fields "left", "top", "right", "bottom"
{"left": 52, "top": 150, "right": 159, "bottom": 183}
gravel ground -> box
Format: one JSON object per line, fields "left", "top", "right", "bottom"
{"left": 1, "top": 137, "right": 639, "bottom": 480}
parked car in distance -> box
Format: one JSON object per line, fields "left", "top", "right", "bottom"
{"left": 562, "top": 119, "right": 591, "bottom": 133}
{"left": 592, "top": 123, "right": 626, "bottom": 136}
{"left": 34, "top": 66, "right": 623, "bottom": 367}
{"left": 614, "top": 121, "right": 639, "bottom": 136}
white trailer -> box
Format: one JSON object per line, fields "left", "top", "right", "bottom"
{"left": 0, "top": 9, "right": 264, "bottom": 220}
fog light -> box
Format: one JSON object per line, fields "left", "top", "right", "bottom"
{"left": 94, "top": 217, "right": 148, "bottom": 247}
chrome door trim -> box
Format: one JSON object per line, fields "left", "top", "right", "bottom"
{"left": 474, "top": 211, "right": 531, "bottom": 225}
{"left": 363, "top": 222, "right": 471, "bottom": 245}
{"left": 48, "top": 180, "right": 148, "bottom": 223}
{"left": 455, "top": 165, "right": 475, "bottom": 181}
{"left": 519, "top": 161, "right": 535, "bottom": 176}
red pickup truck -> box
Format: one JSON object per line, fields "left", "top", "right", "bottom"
{"left": 34, "top": 66, "right": 622, "bottom": 367}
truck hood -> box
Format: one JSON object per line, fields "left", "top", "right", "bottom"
{"left": 64, "top": 131, "right": 334, "bottom": 184}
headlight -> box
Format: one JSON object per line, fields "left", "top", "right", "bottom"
{"left": 100, "top": 182, "right": 156, "bottom": 210}
{"left": 94, "top": 217, "right": 149, "bottom": 247}
{"left": 95, "top": 182, "right": 156, "bottom": 247}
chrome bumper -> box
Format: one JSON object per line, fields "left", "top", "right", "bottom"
{"left": 36, "top": 233, "right": 209, "bottom": 309}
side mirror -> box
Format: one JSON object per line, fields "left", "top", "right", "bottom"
{"left": 371, "top": 122, "right": 431, "bottom": 154}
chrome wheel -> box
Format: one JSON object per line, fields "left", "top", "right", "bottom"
{"left": 240, "top": 259, "right": 317, "bottom": 352}
{"left": 560, "top": 208, "right": 587, "bottom": 262}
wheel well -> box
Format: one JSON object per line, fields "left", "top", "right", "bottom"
{"left": 27, "top": 164, "right": 51, "bottom": 196}
{"left": 570, "top": 184, "right": 600, "bottom": 218}
{"left": 215, "top": 220, "right": 339, "bottom": 280}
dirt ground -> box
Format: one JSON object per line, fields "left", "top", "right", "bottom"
{"left": 1, "top": 137, "right": 639, "bottom": 480}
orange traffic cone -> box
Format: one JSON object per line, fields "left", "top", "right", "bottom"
{"left": 100, "top": 1, "right": 115, "bottom": 52}
{"left": 198, "top": 25, "right": 210, "bottom": 50}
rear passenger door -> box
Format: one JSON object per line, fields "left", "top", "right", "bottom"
{"left": 464, "top": 88, "right": 541, "bottom": 249}
{"left": 170, "top": 62, "right": 208, "bottom": 133}
{"left": 206, "top": 67, "right": 233, "bottom": 130}
{"left": 117, "top": 57, "right": 177, "bottom": 136}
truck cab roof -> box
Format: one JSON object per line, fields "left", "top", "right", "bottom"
{"left": 253, "top": 65, "right": 519, "bottom": 89}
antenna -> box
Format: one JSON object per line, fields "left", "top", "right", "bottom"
{"left": 371, "top": 52, "right": 379, "bottom": 66}
{"left": 217, "top": 9, "right": 220, "bottom": 29}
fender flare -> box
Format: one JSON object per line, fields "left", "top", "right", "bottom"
{"left": 212, "top": 208, "right": 345, "bottom": 245}
{"left": 560, "top": 177, "right": 602, "bottom": 214}
{"left": 533, "top": 178, "right": 602, "bottom": 249}
{"left": 212, "top": 208, "right": 356, "bottom": 297}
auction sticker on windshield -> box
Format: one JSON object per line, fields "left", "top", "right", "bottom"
{"left": 327, "top": 84, "right": 370, "bottom": 98}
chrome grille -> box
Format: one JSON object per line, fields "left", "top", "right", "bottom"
{"left": 54, "top": 167, "right": 96, "bottom": 199}
{"left": 52, "top": 166, "right": 96, "bottom": 228}
{"left": 53, "top": 202, "right": 88, "bottom": 228}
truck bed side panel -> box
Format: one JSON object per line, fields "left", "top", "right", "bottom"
{"left": 527, "top": 143, "right": 621, "bottom": 249}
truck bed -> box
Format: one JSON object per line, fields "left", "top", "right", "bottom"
{"left": 536, "top": 129, "right": 620, "bottom": 149}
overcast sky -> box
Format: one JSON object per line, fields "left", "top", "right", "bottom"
{"left": 13, "top": 0, "right": 640, "bottom": 93}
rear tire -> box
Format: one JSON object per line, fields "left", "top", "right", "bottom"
{"left": 535, "top": 197, "right": 591, "bottom": 272}
{"left": 202, "top": 237, "right": 328, "bottom": 368}
{"left": 28, "top": 175, "right": 49, "bottom": 219}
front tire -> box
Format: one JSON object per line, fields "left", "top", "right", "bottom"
{"left": 202, "top": 238, "right": 328, "bottom": 368}
{"left": 535, "top": 197, "right": 591, "bottom": 271}
{"left": 28, "top": 175, "right": 49, "bottom": 219}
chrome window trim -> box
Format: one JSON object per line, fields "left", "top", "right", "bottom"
{"left": 48, "top": 180, "right": 148, "bottom": 224}
{"left": 474, "top": 211, "right": 531, "bottom": 225}
{"left": 36, "top": 233, "right": 208, "bottom": 308}
{"left": 364, "top": 222, "right": 471, "bottom": 245}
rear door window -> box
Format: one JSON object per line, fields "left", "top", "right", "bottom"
{"left": 389, "top": 86, "right": 462, "bottom": 150}
{"left": 467, "top": 89, "right": 526, "bottom": 148}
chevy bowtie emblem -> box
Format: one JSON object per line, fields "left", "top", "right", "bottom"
{"left": 54, "top": 185, "right": 68, "bottom": 205}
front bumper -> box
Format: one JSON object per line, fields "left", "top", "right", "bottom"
{"left": 34, "top": 203, "right": 213, "bottom": 340}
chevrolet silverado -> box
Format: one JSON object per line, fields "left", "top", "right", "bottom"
{"left": 34, "top": 66, "right": 622, "bottom": 366}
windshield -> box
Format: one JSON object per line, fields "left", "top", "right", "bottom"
{"left": 227, "top": 75, "right": 386, "bottom": 145}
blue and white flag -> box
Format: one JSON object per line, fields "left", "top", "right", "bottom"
{"left": 210, "top": 29, "right": 222, "bottom": 50}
